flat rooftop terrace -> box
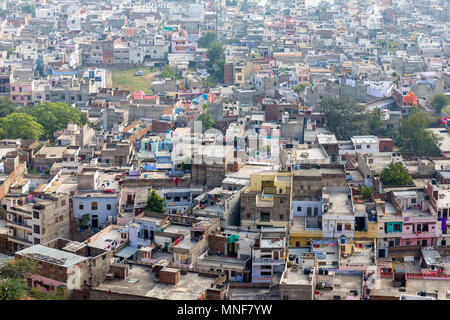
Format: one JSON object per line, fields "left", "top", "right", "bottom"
{"left": 97, "top": 263, "right": 216, "bottom": 300}
{"left": 281, "top": 266, "right": 312, "bottom": 285}
{"left": 371, "top": 278, "right": 450, "bottom": 300}
{"left": 315, "top": 274, "right": 363, "bottom": 300}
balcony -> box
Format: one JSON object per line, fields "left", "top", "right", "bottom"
{"left": 9, "top": 207, "right": 32, "bottom": 217}
{"left": 252, "top": 258, "right": 284, "bottom": 265}
{"left": 7, "top": 220, "right": 32, "bottom": 230}
{"left": 256, "top": 194, "right": 274, "bottom": 207}
{"left": 9, "top": 234, "right": 33, "bottom": 246}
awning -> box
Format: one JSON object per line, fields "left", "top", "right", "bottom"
{"left": 115, "top": 246, "right": 138, "bottom": 259}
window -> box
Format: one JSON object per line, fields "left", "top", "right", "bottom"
{"left": 279, "top": 214, "right": 284, "bottom": 220}
{"left": 394, "top": 238, "right": 400, "bottom": 246}
{"left": 411, "top": 198, "right": 416, "bottom": 204}
{"left": 260, "top": 212, "right": 270, "bottom": 222}
{"left": 297, "top": 206, "right": 302, "bottom": 212}
{"left": 356, "top": 145, "right": 362, "bottom": 149}
{"left": 345, "top": 224, "right": 351, "bottom": 230}
{"left": 393, "top": 224, "right": 401, "bottom": 231}
{"left": 79, "top": 203, "right": 84, "bottom": 210}
{"left": 106, "top": 204, "right": 111, "bottom": 210}
{"left": 33, "top": 211, "right": 39, "bottom": 219}
{"left": 34, "top": 237, "right": 40, "bottom": 245}
{"left": 247, "top": 213, "right": 251, "bottom": 218}
{"left": 337, "top": 223, "right": 342, "bottom": 231}
{"left": 91, "top": 202, "right": 98, "bottom": 210}
{"left": 366, "top": 145, "right": 370, "bottom": 149}
{"left": 33, "top": 225, "right": 40, "bottom": 234}
{"left": 307, "top": 207, "right": 312, "bottom": 216}
{"left": 314, "top": 207, "right": 319, "bottom": 216}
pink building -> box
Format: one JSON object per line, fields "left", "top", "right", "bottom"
{"left": 10, "top": 82, "right": 32, "bottom": 105}
{"left": 391, "top": 190, "right": 437, "bottom": 247}
{"left": 400, "top": 215, "right": 437, "bottom": 246}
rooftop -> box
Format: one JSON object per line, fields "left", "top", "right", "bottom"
{"left": 96, "top": 264, "right": 215, "bottom": 300}
{"left": 15, "top": 245, "right": 89, "bottom": 267}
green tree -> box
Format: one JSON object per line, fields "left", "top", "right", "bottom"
{"left": 360, "top": 186, "right": 374, "bottom": 200}
{"left": 0, "top": 113, "right": 44, "bottom": 140}
{"left": 211, "top": 59, "right": 225, "bottom": 84}
{"left": 0, "top": 259, "right": 35, "bottom": 300}
{"left": 292, "top": 83, "right": 309, "bottom": 93}
{"left": 0, "top": 97, "right": 16, "bottom": 118}
{"left": 20, "top": 102, "right": 84, "bottom": 140}
{"left": 318, "top": 97, "right": 369, "bottom": 140}
{"left": 146, "top": 190, "right": 165, "bottom": 213}
{"left": 431, "top": 93, "right": 449, "bottom": 114}
{"left": 368, "top": 112, "right": 384, "bottom": 136}
{"left": 21, "top": 4, "right": 35, "bottom": 17}
{"left": 380, "top": 162, "right": 413, "bottom": 186}
{"left": 0, "top": 277, "right": 28, "bottom": 300}
{"left": 198, "top": 32, "right": 216, "bottom": 48}
{"left": 398, "top": 111, "right": 442, "bottom": 157}
{"left": 160, "top": 65, "right": 179, "bottom": 80}
{"left": 207, "top": 41, "right": 224, "bottom": 66}
{"left": 197, "top": 112, "right": 215, "bottom": 131}
{"left": 181, "top": 157, "right": 192, "bottom": 171}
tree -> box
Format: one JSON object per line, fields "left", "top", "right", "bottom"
{"left": 160, "top": 65, "right": 179, "bottom": 80}
{"left": 21, "top": 4, "right": 35, "bottom": 17}
{"left": 181, "top": 157, "right": 192, "bottom": 171}
{"left": 398, "top": 111, "right": 442, "bottom": 157}
{"left": 318, "top": 97, "right": 369, "bottom": 140}
{"left": 210, "top": 59, "right": 225, "bottom": 84}
{"left": 146, "top": 190, "right": 165, "bottom": 213}
{"left": 0, "top": 97, "right": 16, "bottom": 118}
{"left": 198, "top": 32, "right": 216, "bottom": 48}
{"left": 292, "top": 83, "right": 309, "bottom": 93}
{"left": 368, "top": 112, "right": 384, "bottom": 136}
{"left": 20, "top": 102, "right": 85, "bottom": 140}
{"left": 0, "top": 113, "right": 44, "bottom": 140}
{"left": 197, "top": 112, "right": 215, "bottom": 132}
{"left": 207, "top": 41, "right": 224, "bottom": 66}
{"left": 360, "top": 186, "right": 374, "bottom": 200}
{"left": 380, "top": 163, "right": 413, "bottom": 186}
{"left": 0, "top": 277, "right": 28, "bottom": 300}
{"left": 0, "top": 259, "right": 64, "bottom": 300}
{"left": 0, "top": 259, "right": 35, "bottom": 300}
{"left": 431, "top": 93, "right": 449, "bottom": 114}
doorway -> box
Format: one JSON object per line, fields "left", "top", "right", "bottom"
{"left": 92, "top": 215, "right": 98, "bottom": 228}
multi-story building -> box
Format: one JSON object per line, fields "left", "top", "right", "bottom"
{"left": 3, "top": 192, "right": 71, "bottom": 253}
{"left": 72, "top": 170, "right": 120, "bottom": 230}
{"left": 240, "top": 171, "right": 292, "bottom": 229}
{"left": 15, "top": 238, "right": 110, "bottom": 297}
{"left": 426, "top": 180, "right": 450, "bottom": 246}
{"left": 251, "top": 227, "right": 287, "bottom": 283}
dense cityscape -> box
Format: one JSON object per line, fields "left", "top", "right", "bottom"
{"left": 0, "top": 0, "right": 449, "bottom": 304}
